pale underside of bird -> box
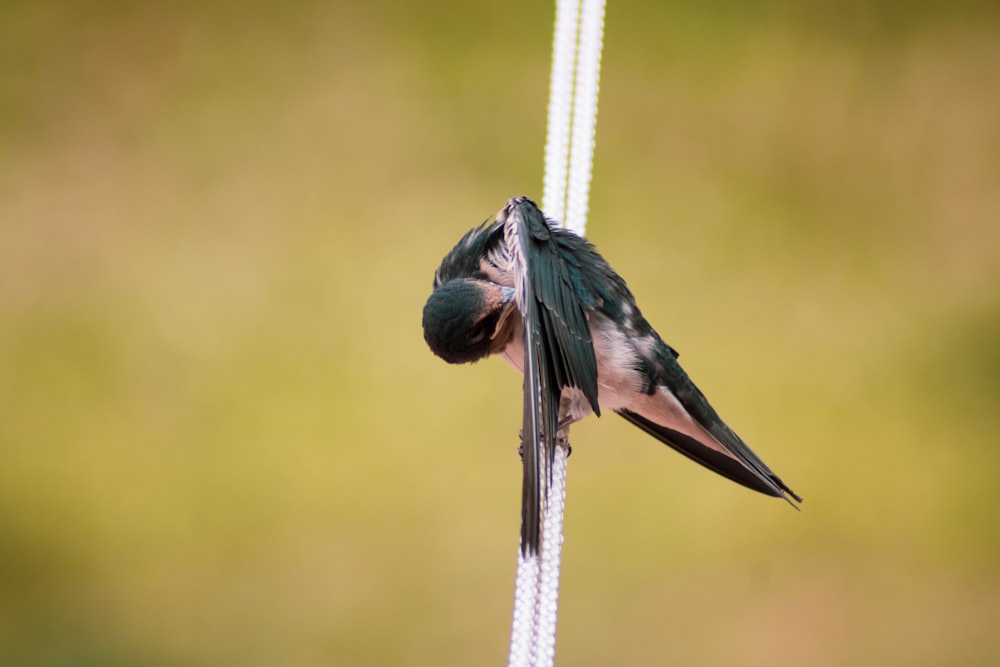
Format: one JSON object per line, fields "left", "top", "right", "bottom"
{"left": 422, "top": 196, "right": 800, "bottom": 555}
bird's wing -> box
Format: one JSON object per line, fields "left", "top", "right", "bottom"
{"left": 432, "top": 218, "right": 504, "bottom": 287}
{"left": 619, "top": 345, "right": 801, "bottom": 504}
{"left": 503, "top": 196, "right": 600, "bottom": 555}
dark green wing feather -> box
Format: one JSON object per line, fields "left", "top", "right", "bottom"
{"left": 504, "top": 197, "right": 600, "bottom": 555}
{"left": 626, "top": 337, "right": 802, "bottom": 505}
{"left": 432, "top": 218, "right": 503, "bottom": 287}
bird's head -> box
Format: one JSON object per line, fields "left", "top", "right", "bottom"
{"left": 422, "top": 279, "right": 515, "bottom": 364}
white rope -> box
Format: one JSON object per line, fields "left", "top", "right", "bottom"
{"left": 529, "top": 444, "right": 568, "bottom": 666}
{"left": 564, "top": 0, "right": 606, "bottom": 236}
{"left": 509, "top": 0, "right": 606, "bottom": 665}
{"left": 541, "top": 0, "right": 580, "bottom": 226}
{"left": 508, "top": 547, "right": 540, "bottom": 667}
{"left": 542, "top": 0, "right": 606, "bottom": 236}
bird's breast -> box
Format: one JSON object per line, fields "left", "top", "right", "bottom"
{"left": 496, "top": 311, "right": 646, "bottom": 418}
{"left": 588, "top": 313, "right": 645, "bottom": 412}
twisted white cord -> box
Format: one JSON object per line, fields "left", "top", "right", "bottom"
{"left": 541, "top": 0, "right": 580, "bottom": 226}
{"left": 542, "top": 0, "right": 607, "bottom": 237}
{"left": 564, "top": 0, "right": 606, "bottom": 236}
{"left": 529, "top": 445, "right": 568, "bottom": 666}
{"left": 509, "top": 0, "right": 606, "bottom": 665}
{"left": 508, "top": 549, "right": 540, "bottom": 667}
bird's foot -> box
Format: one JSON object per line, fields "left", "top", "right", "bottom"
{"left": 517, "top": 429, "right": 572, "bottom": 459}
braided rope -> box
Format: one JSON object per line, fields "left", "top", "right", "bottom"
{"left": 508, "top": 1, "right": 606, "bottom": 665}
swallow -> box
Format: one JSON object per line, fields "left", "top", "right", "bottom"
{"left": 422, "top": 196, "right": 801, "bottom": 554}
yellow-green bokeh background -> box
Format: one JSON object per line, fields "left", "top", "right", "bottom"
{"left": 2, "top": 1, "right": 999, "bottom": 665}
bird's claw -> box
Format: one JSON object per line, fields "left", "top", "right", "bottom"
{"left": 517, "top": 429, "right": 571, "bottom": 459}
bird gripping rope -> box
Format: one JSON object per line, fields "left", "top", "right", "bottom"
{"left": 419, "top": 2, "right": 801, "bottom": 665}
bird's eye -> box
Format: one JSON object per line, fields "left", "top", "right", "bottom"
{"left": 468, "top": 328, "right": 486, "bottom": 345}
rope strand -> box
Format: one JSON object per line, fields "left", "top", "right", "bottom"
{"left": 509, "top": 0, "right": 606, "bottom": 665}
{"left": 565, "top": 0, "right": 606, "bottom": 236}
{"left": 542, "top": 0, "right": 581, "bottom": 225}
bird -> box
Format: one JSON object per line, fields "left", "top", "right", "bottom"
{"left": 422, "top": 196, "right": 801, "bottom": 554}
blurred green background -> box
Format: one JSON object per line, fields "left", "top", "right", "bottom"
{"left": 2, "top": 1, "right": 999, "bottom": 665}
